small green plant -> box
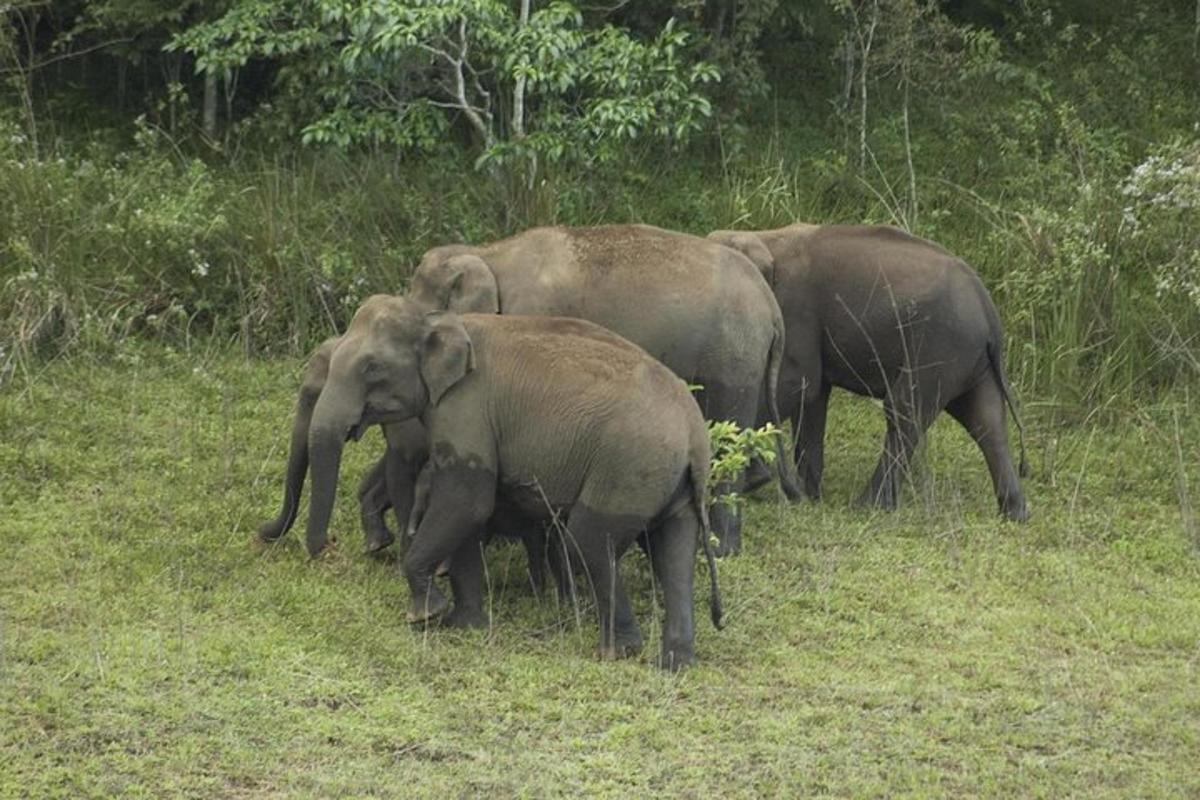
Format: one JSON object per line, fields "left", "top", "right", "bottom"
{"left": 707, "top": 418, "right": 780, "bottom": 509}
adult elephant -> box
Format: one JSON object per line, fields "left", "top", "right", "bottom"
{"left": 708, "top": 224, "right": 1029, "bottom": 521}
{"left": 307, "top": 297, "right": 722, "bottom": 669}
{"left": 406, "top": 223, "right": 801, "bottom": 555}
{"left": 257, "top": 338, "right": 563, "bottom": 593}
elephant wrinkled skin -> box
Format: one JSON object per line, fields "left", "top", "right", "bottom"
{"left": 709, "top": 223, "right": 1029, "bottom": 521}
{"left": 406, "top": 223, "right": 802, "bottom": 555}
{"left": 306, "top": 296, "right": 722, "bottom": 669}
{"left": 257, "top": 337, "right": 562, "bottom": 593}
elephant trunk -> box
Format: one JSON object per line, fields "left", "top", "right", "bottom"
{"left": 258, "top": 391, "right": 318, "bottom": 541}
{"left": 305, "top": 383, "right": 363, "bottom": 557}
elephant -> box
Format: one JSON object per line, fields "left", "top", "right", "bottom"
{"left": 405, "top": 458, "right": 571, "bottom": 596}
{"left": 258, "top": 337, "right": 425, "bottom": 555}
{"left": 306, "top": 295, "right": 722, "bottom": 669}
{"left": 258, "top": 337, "right": 562, "bottom": 594}
{"left": 405, "top": 222, "right": 802, "bottom": 555}
{"left": 707, "top": 223, "right": 1029, "bottom": 521}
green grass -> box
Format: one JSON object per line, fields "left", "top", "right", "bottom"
{"left": 2, "top": 344, "right": 1198, "bottom": 797}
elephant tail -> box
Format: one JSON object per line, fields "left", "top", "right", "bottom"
{"left": 766, "top": 306, "right": 804, "bottom": 501}
{"left": 689, "top": 436, "right": 724, "bottom": 631}
{"left": 986, "top": 340, "right": 1030, "bottom": 478}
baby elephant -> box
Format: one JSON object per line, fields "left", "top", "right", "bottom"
{"left": 304, "top": 296, "right": 722, "bottom": 669}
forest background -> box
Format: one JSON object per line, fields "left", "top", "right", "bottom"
{"left": 2, "top": 0, "right": 1198, "bottom": 400}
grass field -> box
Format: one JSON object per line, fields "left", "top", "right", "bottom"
{"left": 1, "top": 343, "right": 1198, "bottom": 798}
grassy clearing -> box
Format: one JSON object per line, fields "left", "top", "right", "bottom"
{"left": 1, "top": 345, "right": 1198, "bottom": 798}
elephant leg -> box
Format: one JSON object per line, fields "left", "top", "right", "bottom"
{"left": 648, "top": 509, "right": 699, "bottom": 671}
{"left": 565, "top": 507, "right": 642, "bottom": 659}
{"left": 857, "top": 374, "right": 938, "bottom": 510}
{"left": 546, "top": 527, "right": 576, "bottom": 602}
{"left": 357, "top": 455, "right": 395, "bottom": 553}
{"left": 402, "top": 468, "right": 494, "bottom": 625}
{"left": 946, "top": 377, "right": 1029, "bottom": 522}
{"left": 519, "top": 529, "right": 548, "bottom": 595}
{"left": 792, "top": 379, "right": 832, "bottom": 500}
{"left": 697, "top": 380, "right": 760, "bottom": 557}
{"left": 442, "top": 537, "right": 490, "bottom": 628}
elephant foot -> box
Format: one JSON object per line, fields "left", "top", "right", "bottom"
{"left": 363, "top": 528, "right": 395, "bottom": 555}
{"left": 442, "top": 605, "right": 489, "bottom": 629}
{"left": 658, "top": 643, "right": 697, "bottom": 672}
{"left": 1001, "top": 497, "right": 1030, "bottom": 523}
{"left": 596, "top": 631, "right": 643, "bottom": 661}
{"left": 855, "top": 482, "right": 898, "bottom": 511}
{"left": 406, "top": 585, "right": 450, "bottom": 624}
{"left": 257, "top": 520, "right": 286, "bottom": 542}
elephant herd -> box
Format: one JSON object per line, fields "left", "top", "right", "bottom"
{"left": 257, "top": 222, "right": 1029, "bottom": 670}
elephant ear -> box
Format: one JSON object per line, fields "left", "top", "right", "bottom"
{"left": 709, "top": 230, "right": 776, "bottom": 286}
{"left": 443, "top": 254, "right": 500, "bottom": 314}
{"left": 419, "top": 311, "right": 476, "bottom": 406}
{"left": 300, "top": 336, "right": 340, "bottom": 402}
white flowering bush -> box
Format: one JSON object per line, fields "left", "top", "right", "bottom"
{"left": 1120, "top": 136, "right": 1200, "bottom": 310}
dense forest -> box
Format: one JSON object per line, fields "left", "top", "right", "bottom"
{"left": 4, "top": 1, "right": 1199, "bottom": 403}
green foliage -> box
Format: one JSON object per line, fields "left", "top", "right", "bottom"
{"left": 2, "top": 0, "right": 1199, "bottom": 406}
{"left": 707, "top": 419, "right": 779, "bottom": 508}
{"left": 171, "top": 0, "right": 718, "bottom": 179}
{"left": 0, "top": 115, "right": 503, "bottom": 359}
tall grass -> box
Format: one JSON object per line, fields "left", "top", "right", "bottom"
{"left": 2, "top": 98, "right": 1198, "bottom": 407}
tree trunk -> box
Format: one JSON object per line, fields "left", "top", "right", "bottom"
{"left": 856, "top": 0, "right": 879, "bottom": 173}
{"left": 203, "top": 70, "right": 218, "bottom": 140}
{"left": 902, "top": 73, "right": 916, "bottom": 231}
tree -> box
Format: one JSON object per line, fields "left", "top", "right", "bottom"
{"left": 172, "top": 0, "right": 719, "bottom": 188}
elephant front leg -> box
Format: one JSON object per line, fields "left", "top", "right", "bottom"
{"left": 442, "top": 538, "right": 490, "bottom": 629}
{"left": 709, "top": 489, "right": 742, "bottom": 557}
{"left": 402, "top": 465, "right": 495, "bottom": 625}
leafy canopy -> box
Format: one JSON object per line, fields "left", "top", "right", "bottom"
{"left": 171, "top": 0, "right": 719, "bottom": 173}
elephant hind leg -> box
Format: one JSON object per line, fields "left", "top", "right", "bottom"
{"left": 792, "top": 379, "right": 832, "bottom": 501}
{"left": 694, "top": 379, "right": 759, "bottom": 556}
{"left": 562, "top": 506, "right": 642, "bottom": 659}
{"left": 646, "top": 507, "right": 699, "bottom": 671}
{"left": 857, "top": 372, "right": 940, "bottom": 511}
{"left": 946, "top": 377, "right": 1029, "bottom": 522}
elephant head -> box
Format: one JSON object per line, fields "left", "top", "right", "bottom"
{"left": 707, "top": 230, "right": 776, "bottom": 286}
{"left": 305, "top": 295, "right": 475, "bottom": 556}
{"left": 407, "top": 249, "right": 500, "bottom": 314}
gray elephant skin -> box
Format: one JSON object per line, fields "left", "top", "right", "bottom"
{"left": 306, "top": 296, "right": 722, "bottom": 669}
{"left": 258, "top": 337, "right": 426, "bottom": 554}
{"left": 708, "top": 224, "right": 1029, "bottom": 521}
{"left": 257, "top": 337, "right": 564, "bottom": 593}
{"left": 406, "top": 222, "right": 801, "bottom": 555}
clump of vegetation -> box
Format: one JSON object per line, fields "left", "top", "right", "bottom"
{"left": 2, "top": 0, "right": 1199, "bottom": 406}
{"left": 707, "top": 419, "right": 781, "bottom": 509}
